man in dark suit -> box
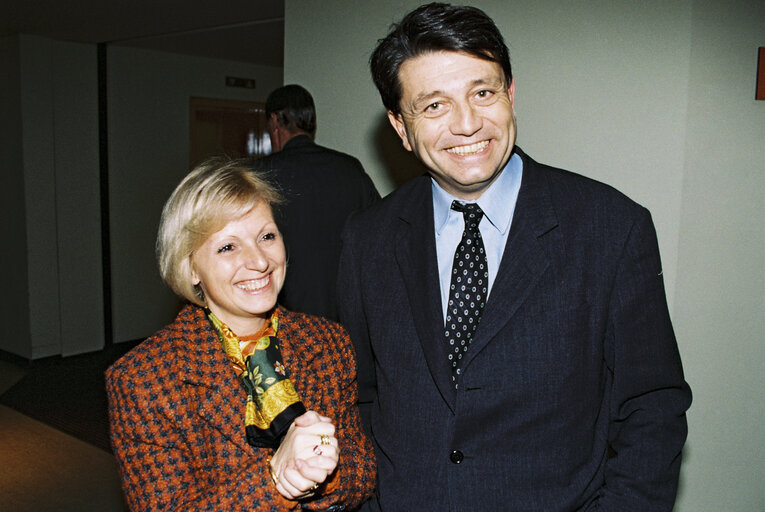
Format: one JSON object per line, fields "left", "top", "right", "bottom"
{"left": 259, "top": 85, "right": 379, "bottom": 321}
{"left": 337, "top": 4, "right": 691, "bottom": 511}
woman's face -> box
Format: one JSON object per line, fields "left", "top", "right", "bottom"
{"left": 190, "top": 201, "right": 286, "bottom": 335}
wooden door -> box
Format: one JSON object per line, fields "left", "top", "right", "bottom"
{"left": 189, "top": 97, "right": 270, "bottom": 166}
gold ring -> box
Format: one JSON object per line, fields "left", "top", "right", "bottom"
{"left": 319, "top": 434, "right": 331, "bottom": 446}
{"left": 268, "top": 459, "right": 279, "bottom": 485}
{"left": 303, "top": 481, "right": 320, "bottom": 497}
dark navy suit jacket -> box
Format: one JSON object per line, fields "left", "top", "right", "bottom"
{"left": 258, "top": 135, "right": 379, "bottom": 321}
{"left": 338, "top": 148, "right": 691, "bottom": 511}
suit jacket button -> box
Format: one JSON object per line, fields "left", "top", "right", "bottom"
{"left": 449, "top": 450, "right": 464, "bottom": 464}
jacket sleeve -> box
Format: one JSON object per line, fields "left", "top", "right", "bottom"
{"left": 337, "top": 212, "right": 376, "bottom": 432}
{"left": 301, "top": 323, "right": 376, "bottom": 511}
{"left": 105, "top": 362, "right": 300, "bottom": 512}
{"left": 600, "top": 208, "right": 692, "bottom": 510}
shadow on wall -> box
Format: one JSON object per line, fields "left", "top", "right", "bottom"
{"left": 371, "top": 112, "right": 428, "bottom": 189}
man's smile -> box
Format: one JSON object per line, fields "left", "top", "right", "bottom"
{"left": 445, "top": 140, "right": 490, "bottom": 156}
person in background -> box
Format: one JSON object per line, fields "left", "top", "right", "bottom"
{"left": 106, "top": 157, "right": 375, "bottom": 511}
{"left": 258, "top": 84, "right": 379, "bottom": 321}
{"left": 338, "top": 3, "right": 691, "bottom": 510}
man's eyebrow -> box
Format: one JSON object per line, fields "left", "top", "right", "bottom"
{"left": 470, "top": 76, "right": 505, "bottom": 88}
{"left": 410, "top": 76, "right": 505, "bottom": 106}
{"left": 410, "top": 90, "right": 446, "bottom": 109}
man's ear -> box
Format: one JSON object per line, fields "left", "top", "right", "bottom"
{"left": 268, "top": 113, "right": 283, "bottom": 152}
{"left": 387, "top": 111, "right": 413, "bottom": 152}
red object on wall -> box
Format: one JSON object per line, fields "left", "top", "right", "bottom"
{"left": 757, "top": 47, "right": 765, "bottom": 100}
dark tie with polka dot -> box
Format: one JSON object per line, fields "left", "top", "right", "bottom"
{"left": 445, "top": 201, "right": 488, "bottom": 388}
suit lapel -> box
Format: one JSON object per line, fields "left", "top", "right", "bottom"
{"left": 395, "top": 177, "right": 457, "bottom": 411}
{"left": 462, "top": 151, "right": 559, "bottom": 368}
{"left": 176, "top": 307, "right": 252, "bottom": 453}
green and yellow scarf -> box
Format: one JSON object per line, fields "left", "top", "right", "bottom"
{"left": 208, "top": 310, "right": 306, "bottom": 448}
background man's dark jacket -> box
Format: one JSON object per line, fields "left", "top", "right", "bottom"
{"left": 259, "top": 134, "right": 379, "bottom": 320}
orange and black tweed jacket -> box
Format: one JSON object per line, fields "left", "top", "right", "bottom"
{"left": 106, "top": 304, "right": 375, "bottom": 511}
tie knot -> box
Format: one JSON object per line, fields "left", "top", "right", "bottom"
{"left": 451, "top": 201, "right": 484, "bottom": 231}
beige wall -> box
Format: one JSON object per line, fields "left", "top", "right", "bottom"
{"left": 107, "top": 47, "right": 283, "bottom": 342}
{"left": 673, "top": 0, "right": 765, "bottom": 508}
{"left": 285, "top": 0, "right": 765, "bottom": 509}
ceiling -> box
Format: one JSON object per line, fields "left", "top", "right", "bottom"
{"left": 0, "top": 0, "right": 285, "bottom": 67}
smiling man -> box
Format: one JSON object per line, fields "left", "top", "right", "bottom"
{"left": 387, "top": 50, "right": 516, "bottom": 200}
{"left": 338, "top": 3, "right": 691, "bottom": 511}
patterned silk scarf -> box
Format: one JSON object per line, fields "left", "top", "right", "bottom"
{"left": 208, "top": 310, "right": 306, "bottom": 448}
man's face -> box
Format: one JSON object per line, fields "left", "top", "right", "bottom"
{"left": 388, "top": 51, "right": 516, "bottom": 200}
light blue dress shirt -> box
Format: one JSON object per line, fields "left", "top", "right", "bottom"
{"left": 432, "top": 152, "right": 523, "bottom": 321}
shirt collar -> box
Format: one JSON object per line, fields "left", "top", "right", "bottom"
{"left": 432, "top": 151, "right": 523, "bottom": 235}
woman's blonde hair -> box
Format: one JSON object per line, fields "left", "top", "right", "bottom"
{"left": 156, "top": 157, "right": 282, "bottom": 305}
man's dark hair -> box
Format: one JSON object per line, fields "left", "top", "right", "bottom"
{"left": 265, "top": 84, "right": 317, "bottom": 137}
{"left": 370, "top": 3, "right": 512, "bottom": 115}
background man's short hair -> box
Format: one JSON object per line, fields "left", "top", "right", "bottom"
{"left": 265, "top": 84, "right": 317, "bottom": 137}
{"left": 156, "top": 157, "right": 282, "bottom": 305}
{"left": 370, "top": 2, "right": 513, "bottom": 115}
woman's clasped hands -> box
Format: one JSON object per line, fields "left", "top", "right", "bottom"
{"left": 269, "top": 411, "right": 340, "bottom": 500}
